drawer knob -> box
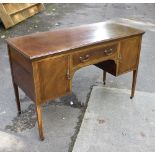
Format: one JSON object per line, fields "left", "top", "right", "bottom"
{"left": 104, "top": 48, "right": 113, "bottom": 55}
{"left": 79, "top": 54, "right": 90, "bottom": 63}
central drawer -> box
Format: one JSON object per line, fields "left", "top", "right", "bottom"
{"left": 72, "top": 43, "right": 118, "bottom": 67}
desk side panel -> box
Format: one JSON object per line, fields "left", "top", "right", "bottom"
{"left": 8, "top": 46, "right": 35, "bottom": 101}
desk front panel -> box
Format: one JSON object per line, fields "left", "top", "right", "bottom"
{"left": 35, "top": 55, "right": 71, "bottom": 103}
{"left": 94, "top": 35, "right": 142, "bottom": 76}
{"left": 118, "top": 35, "right": 142, "bottom": 74}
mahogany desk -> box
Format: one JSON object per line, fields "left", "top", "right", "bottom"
{"left": 6, "top": 21, "right": 145, "bottom": 140}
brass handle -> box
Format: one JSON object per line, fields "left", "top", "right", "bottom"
{"left": 104, "top": 48, "right": 113, "bottom": 55}
{"left": 79, "top": 54, "right": 90, "bottom": 63}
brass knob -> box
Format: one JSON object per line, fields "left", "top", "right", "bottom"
{"left": 79, "top": 54, "right": 90, "bottom": 62}
{"left": 104, "top": 48, "right": 113, "bottom": 55}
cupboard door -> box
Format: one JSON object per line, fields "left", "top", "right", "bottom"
{"left": 37, "top": 55, "right": 71, "bottom": 103}
{"left": 118, "top": 36, "right": 142, "bottom": 75}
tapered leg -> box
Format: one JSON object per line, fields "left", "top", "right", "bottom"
{"left": 130, "top": 69, "right": 138, "bottom": 99}
{"left": 103, "top": 70, "right": 106, "bottom": 85}
{"left": 12, "top": 82, "right": 21, "bottom": 115}
{"left": 36, "top": 103, "right": 44, "bottom": 141}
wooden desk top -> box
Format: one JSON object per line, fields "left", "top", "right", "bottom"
{"left": 6, "top": 21, "right": 145, "bottom": 60}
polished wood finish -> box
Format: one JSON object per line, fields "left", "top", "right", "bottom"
{"left": 7, "top": 22, "right": 144, "bottom": 60}
{"left": 6, "top": 21, "right": 145, "bottom": 140}
{"left": 8, "top": 45, "right": 21, "bottom": 115}
{"left": 72, "top": 43, "right": 118, "bottom": 68}
{"left": 130, "top": 70, "right": 138, "bottom": 99}
{"left": 35, "top": 103, "right": 44, "bottom": 140}
{"left": 118, "top": 36, "right": 142, "bottom": 74}
{"left": 13, "top": 82, "right": 21, "bottom": 115}
{"left": 9, "top": 46, "right": 35, "bottom": 101}
{"left": 37, "top": 55, "right": 71, "bottom": 103}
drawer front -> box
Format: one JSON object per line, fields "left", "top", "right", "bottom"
{"left": 72, "top": 43, "right": 118, "bottom": 67}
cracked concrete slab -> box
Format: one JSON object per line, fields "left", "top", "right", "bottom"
{"left": 73, "top": 86, "right": 155, "bottom": 152}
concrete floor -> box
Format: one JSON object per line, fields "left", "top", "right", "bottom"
{"left": 0, "top": 3, "right": 155, "bottom": 151}
{"left": 73, "top": 86, "right": 155, "bottom": 152}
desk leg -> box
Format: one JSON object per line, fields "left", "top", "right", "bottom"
{"left": 36, "top": 103, "right": 44, "bottom": 141}
{"left": 130, "top": 69, "right": 138, "bottom": 99}
{"left": 103, "top": 71, "right": 106, "bottom": 85}
{"left": 32, "top": 62, "right": 44, "bottom": 140}
{"left": 13, "top": 82, "right": 21, "bottom": 115}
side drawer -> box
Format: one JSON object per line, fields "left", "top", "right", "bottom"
{"left": 72, "top": 43, "right": 118, "bottom": 67}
